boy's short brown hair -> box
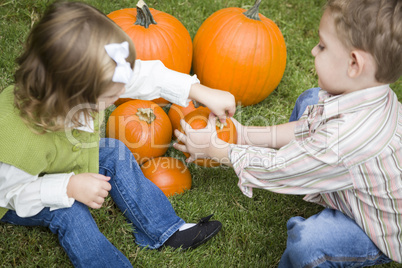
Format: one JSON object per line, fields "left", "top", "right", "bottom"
{"left": 326, "top": 0, "right": 402, "bottom": 84}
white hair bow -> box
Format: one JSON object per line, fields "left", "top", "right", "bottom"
{"left": 104, "top": 41, "right": 133, "bottom": 84}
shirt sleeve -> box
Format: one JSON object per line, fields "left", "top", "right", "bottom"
{"left": 122, "top": 59, "right": 200, "bottom": 107}
{"left": 229, "top": 119, "right": 354, "bottom": 198}
{"left": 0, "top": 162, "right": 74, "bottom": 217}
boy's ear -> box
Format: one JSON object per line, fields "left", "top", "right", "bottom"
{"left": 348, "top": 50, "right": 367, "bottom": 78}
{"left": 347, "top": 50, "right": 365, "bottom": 78}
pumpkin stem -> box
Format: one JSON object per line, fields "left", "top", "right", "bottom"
{"left": 135, "top": 0, "right": 157, "bottom": 28}
{"left": 243, "top": 0, "right": 262, "bottom": 21}
{"left": 136, "top": 108, "right": 156, "bottom": 124}
{"left": 216, "top": 119, "right": 227, "bottom": 130}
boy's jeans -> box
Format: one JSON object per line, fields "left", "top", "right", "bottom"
{"left": 279, "top": 88, "right": 392, "bottom": 267}
{"left": 1, "top": 138, "right": 184, "bottom": 267}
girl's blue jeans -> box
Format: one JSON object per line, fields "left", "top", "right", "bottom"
{"left": 1, "top": 138, "right": 184, "bottom": 267}
{"left": 279, "top": 88, "right": 392, "bottom": 267}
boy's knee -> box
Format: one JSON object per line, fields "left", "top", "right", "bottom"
{"left": 281, "top": 213, "right": 336, "bottom": 267}
{"left": 285, "top": 216, "right": 321, "bottom": 253}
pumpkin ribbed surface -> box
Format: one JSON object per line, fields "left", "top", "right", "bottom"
{"left": 108, "top": 4, "right": 192, "bottom": 74}
{"left": 141, "top": 157, "right": 192, "bottom": 196}
{"left": 106, "top": 100, "right": 172, "bottom": 164}
{"left": 192, "top": 2, "right": 286, "bottom": 106}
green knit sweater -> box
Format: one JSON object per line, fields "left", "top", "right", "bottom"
{"left": 0, "top": 86, "right": 101, "bottom": 219}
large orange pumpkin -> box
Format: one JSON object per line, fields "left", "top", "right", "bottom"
{"left": 141, "top": 157, "right": 192, "bottom": 197}
{"left": 178, "top": 107, "right": 237, "bottom": 167}
{"left": 107, "top": 0, "right": 193, "bottom": 74}
{"left": 106, "top": 100, "right": 172, "bottom": 164}
{"left": 192, "top": 0, "right": 287, "bottom": 106}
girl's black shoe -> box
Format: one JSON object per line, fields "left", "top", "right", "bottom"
{"left": 162, "top": 214, "right": 222, "bottom": 250}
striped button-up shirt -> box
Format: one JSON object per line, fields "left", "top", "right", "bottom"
{"left": 230, "top": 85, "right": 402, "bottom": 262}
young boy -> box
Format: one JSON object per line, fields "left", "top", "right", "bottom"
{"left": 174, "top": 0, "right": 402, "bottom": 266}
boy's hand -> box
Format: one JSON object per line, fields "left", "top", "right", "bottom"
{"left": 189, "top": 84, "right": 236, "bottom": 122}
{"left": 67, "top": 173, "right": 111, "bottom": 209}
{"left": 173, "top": 114, "right": 232, "bottom": 166}
{"left": 230, "top": 117, "right": 247, "bottom": 145}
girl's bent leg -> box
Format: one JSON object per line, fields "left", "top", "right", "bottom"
{"left": 289, "top": 87, "right": 321, "bottom": 122}
{"left": 1, "top": 202, "right": 132, "bottom": 268}
{"left": 98, "top": 138, "right": 184, "bottom": 249}
{"left": 278, "top": 208, "right": 392, "bottom": 268}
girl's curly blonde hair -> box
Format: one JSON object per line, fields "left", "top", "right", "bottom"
{"left": 325, "top": 0, "right": 402, "bottom": 84}
{"left": 14, "top": 1, "right": 136, "bottom": 132}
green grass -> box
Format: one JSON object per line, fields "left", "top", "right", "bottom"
{"left": 0, "top": 0, "right": 401, "bottom": 267}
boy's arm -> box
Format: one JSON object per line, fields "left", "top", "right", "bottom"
{"left": 173, "top": 116, "right": 297, "bottom": 167}
{"left": 234, "top": 119, "right": 297, "bottom": 149}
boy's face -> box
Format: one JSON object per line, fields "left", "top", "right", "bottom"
{"left": 311, "top": 10, "right": 351, "bottom": 95}
{"left": 97, "top": 83, "right": 126, "bottom": 110}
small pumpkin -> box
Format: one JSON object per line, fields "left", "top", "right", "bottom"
{"left": 106, "top": 100, "right": 172, "bottom": 164}
{"left": 108, "top": 0, "right": 193, "bottom": 74}
{"left": 141, "top": 157, "right": 192, "bottom": 197}
{"left": 192, "top": 0, "right": 287, "bottom": 106}
{"left": 168, "top": 100, "right": 197, "bottom": 137}
{"left": 178, "top": 107, "right": 237, "bottom": 167}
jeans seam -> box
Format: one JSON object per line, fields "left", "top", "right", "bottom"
{"left": 304, "top": 251, "right": 385, "bottom": 268}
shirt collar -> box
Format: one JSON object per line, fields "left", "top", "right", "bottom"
{"left": 75, "top": 116, "right": 94, "bottom": 132}
{"left": 62, "top": 112, "right": 95, "bottom": 133}
{"left": 318, "top": 84, "right": 390, "bottom": 119}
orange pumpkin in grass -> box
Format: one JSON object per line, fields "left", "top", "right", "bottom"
{"left": 192, "top": 0, "right": 287, "bottom": 106}
{"left": 106, "top": 100, "right": 172, "bottom": 165}
{"left": 178, "top": 107, "right": 237, "bottom": 167}
{"left": 109, "top": 1, "right": 192, "bottom": 107}
{"left": 141, "top": 157, "right": 192, "bottom": 197}
{"left": 107, "top": 0, "right": 192, "bottom": 74}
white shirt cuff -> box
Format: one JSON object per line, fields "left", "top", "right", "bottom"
{"left": 40, "top": 173, "right": 75, "bottom": 210}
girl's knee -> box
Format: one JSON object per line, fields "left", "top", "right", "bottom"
{"left": 50, "top": 202, "right": 95, "bottom": 230}
{"left": 99, "top": 138, "right": 132, "bottom": 162}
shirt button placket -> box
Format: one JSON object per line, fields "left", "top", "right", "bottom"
{"left": 72, "top": 143, "right": 82, "bottom": 152}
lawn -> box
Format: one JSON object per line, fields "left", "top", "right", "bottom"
{"left": 0, "top": 0, "right": 401, "bottom": 267}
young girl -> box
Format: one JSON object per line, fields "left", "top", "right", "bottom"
{"left": 0, "top": 2, "right": 236, "bottom": 267}
{"left": 175, "top": 0, "right": 401, "bottom": 266}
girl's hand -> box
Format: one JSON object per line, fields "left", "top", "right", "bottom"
{"left": 189, "top": 84, "right": 236, "bottom": 123}
{"left": 173, "top": 114, "right": 232, "bottom": 166}
{"left": 67, "top": 173, "right": 111, "bottom": 209}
